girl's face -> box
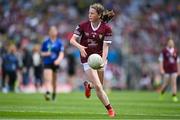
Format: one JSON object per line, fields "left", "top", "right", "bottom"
{"left": 9, "top": 45, "right": 16, "bottom": 53}
{"left": 49, "top": 26, "right": 58, "bottom": 37}
{"left": 89, "top": 7, "right": 100, "bottom": 22}
{"left": 167, "top": 39, "right": 174, "bottom": 48}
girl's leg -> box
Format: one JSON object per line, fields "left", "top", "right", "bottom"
{"left": 160, "top": 74, "right": 170, "bottom": 95}
{"left": 52, "top": 71, "right": 57, "bottom": 100}
{"left": 85, "top": 68, "right": 115, "bottom": 117}
{"left": 171, "top": 73, "right": 178, "bottom": 102}
{"left": 43, "top": 69, "right": 53, "bottom": 100}
{"left": 97, "top": 69, "right": 104, "bottom": 85}
{"left": 8, "top": 72, "right": 17, "bottom": 92}
{"left": 85, "top": 69, "right": 110, "bottom": 105}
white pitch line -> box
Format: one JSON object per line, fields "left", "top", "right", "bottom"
{"left": 0, "top": 110, "right": 106, "bottom": 115}
{"left": 0, "top": 110, "right": 180, "bottom": 117}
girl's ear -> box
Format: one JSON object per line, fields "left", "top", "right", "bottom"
{"left": 98, "top": 14, "right": 101, "bottom": 19}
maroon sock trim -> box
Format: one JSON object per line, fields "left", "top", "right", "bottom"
{"left": 105, "top": 104, "right": 112, "bottom": 110}
{"left": 88, "top": 84, "right": 91, "bottom": 89}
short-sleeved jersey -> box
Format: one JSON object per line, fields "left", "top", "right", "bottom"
{"left": 159, "top": 47, "right": 179, "bottom": 73}
{"left": 41, "top": 37, "right": 64, "bottom": 65}
{"left": 74, "top": 21, "right": 112, "bottom": 63}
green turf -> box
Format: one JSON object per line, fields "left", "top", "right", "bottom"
{"left": 0, "top": 91, "right": 180, "bottom": 120}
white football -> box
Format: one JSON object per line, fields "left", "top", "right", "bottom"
{"left": 88, "top": 54, "right": 103, "bottom": 70}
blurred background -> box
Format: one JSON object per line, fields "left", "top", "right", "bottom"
{"left": 0, "top": 0, "right": 179, "bottom": 93}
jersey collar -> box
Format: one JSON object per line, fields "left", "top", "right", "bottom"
{"left": 90, "top": 22, "right": 101, "bottom": 31}
{"left": 166, "top": 47, "right": 174, "bottom": 54}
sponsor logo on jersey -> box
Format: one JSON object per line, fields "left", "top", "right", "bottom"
{"left": 85, "top": 32, "right": 89, "bottom": 36}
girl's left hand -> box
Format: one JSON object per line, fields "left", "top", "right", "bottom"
{"left": 54, "top": 60, "right": 60, "bottom": 66}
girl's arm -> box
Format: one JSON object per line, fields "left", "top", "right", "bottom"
{"left": 177, "top": 57, "right": 180, "bottom": 75}
{"left": 159, "top": 61, "right": 165, "bottom": 74}
{"left": 178, "top": 63, "right": 180, "bottom": 75}
{"left": 102, "top": 42, "right": 110, "bottom": 66}
{"left": 41, "top": 51, "right": 51, "bottom": 57}
{"left": 70, "top": 34, "right": 87, "bottom": 57}
{"left": 54, "top": 51, "right": 64, "bottom": 65}
{"left": 159, "top": 53, "right": 164, "bottom": 74}
{"left": 41, "top": 41, "right": 51, "bottom": 57}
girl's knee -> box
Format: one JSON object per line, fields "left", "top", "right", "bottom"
{"left": 94, "top": 84, "right": 103, "bottom": 91}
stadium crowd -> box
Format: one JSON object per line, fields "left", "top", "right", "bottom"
{"left": 0, "top": 0, "right": 179, "bottom": 93}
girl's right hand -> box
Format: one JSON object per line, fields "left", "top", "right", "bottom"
{"left": 79, "top": 45, "right": 87, "bottom": 58}
{"left": 160, "top": 69, "right": 165, "bottom": 75}
{"left": 46, "top": 51, "right": 51, "bottom": 56}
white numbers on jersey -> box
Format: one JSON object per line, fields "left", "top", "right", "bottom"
{"left": 87, "top": 39, "right": 98, "bottom": 47}
{"left": 169, "top": 57, "right": 175, "bottom": 63}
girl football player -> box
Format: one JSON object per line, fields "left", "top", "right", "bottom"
{"left": 159, "top": 39, "right": 180, "bottom": 102}
{"left": 41, "top": 26, "right": 64, "bottom": 101}
{"left": 70, "top": 3, "right": 116, "bottom": 117}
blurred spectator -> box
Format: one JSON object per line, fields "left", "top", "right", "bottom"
{"left": 32, "top": 44, "right": 43, "bottom": 91}
{"left": 22, "top": 47, "right": 33, "bottom": 86}
{"left": 2, "top": 44, "right": 19, "bottom": 92}
{"left": 66, "top": 46, "right": 77, "bottom": 89}
{"left": 139, "top": 74, "right": 152, "bottom": 90}
{"left": 1, "top": 42, "right": 8, "bottom": 92}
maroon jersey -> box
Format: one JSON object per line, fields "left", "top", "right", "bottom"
{"left": 74, "top": 21, "right": 112, "bottom": 63}
{"left": 159, "top": 47, "right": 179, "bottom": 73}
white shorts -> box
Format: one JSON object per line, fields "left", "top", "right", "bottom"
{"left": 82, "top": 63, "right": 107, "bottom": 71}
{"left": 164, "top": 73, "right": 178, "bottom": 79}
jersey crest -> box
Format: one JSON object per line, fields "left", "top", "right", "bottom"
{"left": 99, "top": 34, "right": 103, "bottom": 39}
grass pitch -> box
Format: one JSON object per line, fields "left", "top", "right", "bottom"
{"left": 0, "top": 91, "right": 180, "bottom": 120}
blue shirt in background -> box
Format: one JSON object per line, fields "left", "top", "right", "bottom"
{"left": 3, "top": 53, "right": 19, "bottom": 72}
{"left": 41, "top": 37, "right": 64, "bottom": 65}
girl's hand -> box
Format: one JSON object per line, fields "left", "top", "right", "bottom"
{"left": 178, "top": 71, "right": 180, "bottom": 76}
{"left": 54, "top": 59, "right": 60, "bottom": 66}
{"left": 46, "top": 51, "right": 51, "bottom": 56}
{"left": 160, "top": 69, "right": 165, "bottom": 75}
{"left": 41, "top": 51, "right": 51, "bottom": 57}
{"left": 79, "top": 45, "right": 87, "bottom": 58}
